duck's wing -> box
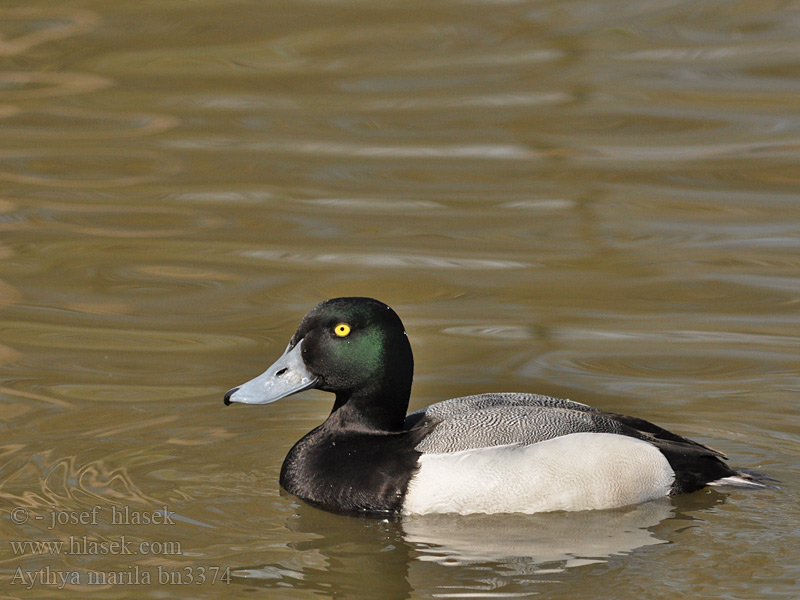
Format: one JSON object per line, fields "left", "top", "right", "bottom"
{"left": 406, "top": 393, "right": 726, "bottom": 459}
{"left": 411, "top": 405, "right": 629, "bottom": 453}
{"left": 601, "top": 411, "right": 726, "bottom": 458}
{"left": 407, "top": 393, "right": 597, "bottom": 422}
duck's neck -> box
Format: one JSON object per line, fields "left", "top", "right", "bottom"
{"left": 326, "top": 327, "right": 414, "bottom": 433}
{"left": 328, "top": 384, "right": 411, "bottom": 432}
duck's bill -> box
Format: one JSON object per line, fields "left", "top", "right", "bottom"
{"left": 223, "top": 340, "right": 317, "bottom": 405}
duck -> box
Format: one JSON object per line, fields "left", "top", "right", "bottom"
{"left": 223, "top": 297, "right": 766, "bottom": 516}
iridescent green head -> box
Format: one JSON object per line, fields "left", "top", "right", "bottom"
{"left": 224, "top": 297, "right": 414, "bottom": 431}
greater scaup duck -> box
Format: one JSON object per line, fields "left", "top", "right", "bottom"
{"left": 224, "top": 297, "right": 765, "bottom": 516}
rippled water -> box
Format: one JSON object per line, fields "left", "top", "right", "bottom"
{"left": 0, "top": 0, "right": 798, "bottom": 598}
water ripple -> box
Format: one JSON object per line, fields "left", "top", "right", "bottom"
{"left": 0, "top": 150, "right": 180, "bottom": 188}
{"left": 0, "top": 71, "right": 111, "bottom": 100}
{"left": 0, "top": 107, "right": 179, "bottom": 140}
{"left": 242, "top": 249, "right": 531, "bottom": 270}
{"left": 168, "top": 137, "right": 540, "bottom": 160}
{"left": 0, "top": 320, "right": 252, "bottom": 352}
{"left": 0, "top": 201, "right": 222, "bottom": 238}
{"left": 303, "top": 198, "right": 444, "bottom": 212}
{"left": 442, "top": 325, "right": 533, "bottom": 340}
{"left": 0, "top": 277, "right": 22, "bottom": 310}
{"left": 554, "top": 327, "right": 800, "bottom": 349}
{"left": 47, "top": 384, "right": 213, "bottom": 403}
{"left": 520, "top": 347, "right": 798, "bottom": 397}
{"left": 0, "top": 384, "right": 73, "bottom": 409}
{"left": 623, "top": 42, "right": 800, "bottom": 64}
{"left": 365, "top": 92, "right": 570, "bottom": 110}
{"left": 0, "top": 451, "right": 162, "bottom": 515}
{"left": 0, "top": 8, "right": 100, "bottom": 56}
{"left": 590, "top": 140, "right": 800, "bottom": 162}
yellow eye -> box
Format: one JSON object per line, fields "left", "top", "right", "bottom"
{"left": 334, "top": 323, "right": 351, "bottom": 337}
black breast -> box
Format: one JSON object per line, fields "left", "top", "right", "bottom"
{"left": 279, "top": 425, "right": 430, "bottom": 516}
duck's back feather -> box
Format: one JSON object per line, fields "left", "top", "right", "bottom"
{"left": 407, "top": 393, "right": 722, "bottom": 454}
{"left": 412, "top": 404, "right": 631, "bottom": 453}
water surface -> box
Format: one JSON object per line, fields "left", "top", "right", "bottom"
{"left": 0, "top": 1, "right": 798, "bottom": 598}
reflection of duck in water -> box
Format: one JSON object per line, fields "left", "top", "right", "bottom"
{"left": 403, "top": 499, "right": 676, "bottom": 568}
{"left": 225, "top": 297, "right": 768, "bottom": 516}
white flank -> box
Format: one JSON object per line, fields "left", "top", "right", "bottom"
{"left": 403, "top": 432, "right": 675, "bottom": 515}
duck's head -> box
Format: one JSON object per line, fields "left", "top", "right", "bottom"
{"left": 224, "top": 297, "right": 414, "bottom": 431}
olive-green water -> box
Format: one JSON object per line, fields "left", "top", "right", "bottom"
{"left": 0, "top": 1, "right": 798, "bottom": 598}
